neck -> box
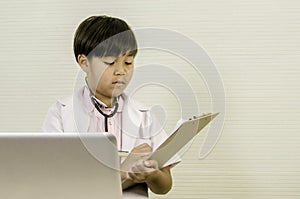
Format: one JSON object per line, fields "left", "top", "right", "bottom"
{"left": 85, "top": 78, "right": 116, "bottom": 107}
{"left": 95, "top": 94, "right": 116, "bottom": 108}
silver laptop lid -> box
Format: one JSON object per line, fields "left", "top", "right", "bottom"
{"left": 0, "top": 133, "right": 122, "bottom": 199}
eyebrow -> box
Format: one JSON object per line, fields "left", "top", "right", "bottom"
{"left": 123, "top": 51, "right": 135, "bottom": 57}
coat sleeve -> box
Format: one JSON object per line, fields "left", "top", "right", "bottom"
{"left": 41, "top": 101, "right": 64, "bottom": 132}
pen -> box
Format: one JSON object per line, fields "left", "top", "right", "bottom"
{"left": 118, "top": 150, "right": 129, "bottom": 157}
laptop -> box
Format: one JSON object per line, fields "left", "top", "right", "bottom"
{"left": 0, "top": 133, "right": 122, "bottom": 199}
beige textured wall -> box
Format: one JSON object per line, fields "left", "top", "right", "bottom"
{"left": 0, "top": 0, "right": 299, "bottom": 198}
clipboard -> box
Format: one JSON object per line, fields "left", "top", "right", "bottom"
{"left": 149, "top": 112, "right": 219, "bottom": 168}
{"left": 121, "top": 113, "right": 219, "bottom": 190}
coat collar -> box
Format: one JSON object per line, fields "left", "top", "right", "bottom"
{"left": 58, "top": 86, "right": 145, "bottom": 134}
{"left": 81, "top": 86, "right": 124, "bottom": 114}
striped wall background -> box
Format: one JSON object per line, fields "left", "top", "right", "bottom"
{"left": 0, "top": 0, "right": 299, "bottom": 198}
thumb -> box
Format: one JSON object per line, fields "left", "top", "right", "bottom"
{"left": 144, "top": 160, "right": 158, "bottom": 169}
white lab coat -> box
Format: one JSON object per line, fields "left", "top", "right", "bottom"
{"left": 42, "top": 86, "right": 178, "bottom": 198}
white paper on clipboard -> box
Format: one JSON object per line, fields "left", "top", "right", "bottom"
{"left": 149, "top": 112, "right": 219, "bottom": 168}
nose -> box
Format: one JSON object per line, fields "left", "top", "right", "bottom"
{"left": 114, "top": 63, "right": 126, "bottom": 76}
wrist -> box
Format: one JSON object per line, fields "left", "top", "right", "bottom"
{"left": 145, "top": 169, "right": 161, "bottom": 184}
{"left": 146, "top": 169, "right": 172, "bottom": 194}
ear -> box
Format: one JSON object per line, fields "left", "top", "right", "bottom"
{"left": 77, "top": 54, "right": 89, "bottom": 73}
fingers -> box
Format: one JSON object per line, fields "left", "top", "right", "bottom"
{"left": 135, "top": 159, "right": 146, "bottom": 171}
{"left": 121, "top": 144, "right": 153, "bottom": 174}
{"left": 127, "top": 159, "right": 159, "bottom": 183}
{"left": 128, "top": 170, "right": 147, "bottom": 183}
{"left": 121, "top": 170, "right": 130, "bottom": 181}
{"left": 134, "top": 159, "right": 158, "bottom": 172}
{"left": 123, "top": 144, "right": 157, "bottom": 183}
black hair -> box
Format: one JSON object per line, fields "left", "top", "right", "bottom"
{"left": 73, "top": 15, "right": 138, "bottom": 62}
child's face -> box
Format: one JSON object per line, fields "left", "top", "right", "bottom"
{"left": 85, "top": 51, "right": 134, "bottom": 100}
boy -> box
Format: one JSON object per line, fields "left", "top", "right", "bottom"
{"left": 42, "top": 15, "right": 178, "bottom": 198}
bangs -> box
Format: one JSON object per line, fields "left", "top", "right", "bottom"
{"left": 88, "top": 30, "right": 138, "bottom": 58}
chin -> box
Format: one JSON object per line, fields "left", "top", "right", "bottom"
{"left": 112, "top": 88, "right": 126, "bottom": 97}
{"left": 112, "top": 91, "right": 124, "bottom": 97}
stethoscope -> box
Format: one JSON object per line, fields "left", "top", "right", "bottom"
{"left": 85, "top": 77, "right": 119, "bottom": 132}
{"left": 91, "top": 97, "right": 119, "bottom": 132}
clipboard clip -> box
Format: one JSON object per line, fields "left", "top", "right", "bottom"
{"left": 189, "top": 113, "right": 212, "bottom": 120}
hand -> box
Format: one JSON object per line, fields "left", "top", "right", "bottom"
{"left": 121, "top": 143, "right": 157, "bottom": 183}
{"left": 121, "top": 143, "right": 173, "bottom": 194}
{"left": 128, "top": 159, "right": 159, "bottom": 183}
{"left": 127, "top": 143, "right": 159, "bottom": 183}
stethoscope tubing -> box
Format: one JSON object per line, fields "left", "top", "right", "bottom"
{"left": 91, "top": 96, "right": 119, "bottom": 132}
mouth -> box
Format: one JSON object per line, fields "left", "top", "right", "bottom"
{"left": 112, "top": 80, "right": 126, "bottom": 85}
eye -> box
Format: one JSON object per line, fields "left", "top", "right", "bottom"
{"left": 104, "top": 61, "right": 114, "bottom": 65}
{"left": 125, "top": 62, "right": 133, "bottom": 65}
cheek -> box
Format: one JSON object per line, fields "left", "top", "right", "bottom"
{"left": 128, "top": 71, "right": 134, "bottom": 82}
{"left": 92, "top": 64, "right": 108, "bottom": 79}
{"left": 88, "top": 67, "right": 107, "bottom": 89}
{"left": 126, "top": 68, "right": 134, "bottom": 78}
